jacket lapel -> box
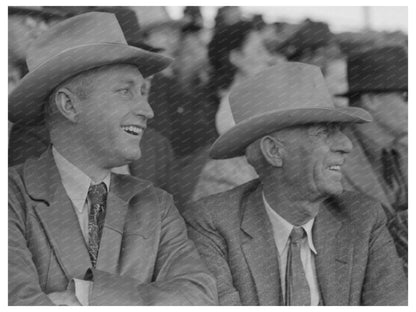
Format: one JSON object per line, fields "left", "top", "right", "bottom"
{"left": 26, "top": 149, "right": 91, "bottom": 280}
{"left": 314, "top": 198, "right": 354, "bottom": 306}
{"left": 96, "top": 173, "right": 152, "bottom": 273}
{"left": 240, "top": 184, "right": 283, "bottom": 305}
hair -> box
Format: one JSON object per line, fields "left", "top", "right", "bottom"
{"left": 245, "top": 137, "right": 267, "bottom": 176}
{"left": 207, "top": 20, "right": 255, "bottom": 93}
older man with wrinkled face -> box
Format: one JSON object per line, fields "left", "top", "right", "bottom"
{"left": 183, "top": 63, "right": 407, "bottom": 306}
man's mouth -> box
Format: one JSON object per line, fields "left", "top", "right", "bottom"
{"left": 328, "top": 165, "right": 341, "bottom": 172}
{"left": 121, "top": 125, "right": 144, "bottom": 136}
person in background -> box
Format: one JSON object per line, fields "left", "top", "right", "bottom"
{"left": 183, "top": 63, "right": 407, "bottom": 306}
{"left": 8, "top": 12, "right": 216, "bottom": 305}
{"left": 191, "top": 20, "right": 279, "bottom": 201}
{"left": 338, "top": 46, "right": 408, "bottom": 273}
{"left": 8, "top": 6, "right": 67, "bottom": 135}
{"left": 213, "top": 6, "right": 243, "bottom": 32}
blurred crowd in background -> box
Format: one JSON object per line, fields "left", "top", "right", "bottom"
{"left": 8, "top": 6, "right": 408, "bottom": 271}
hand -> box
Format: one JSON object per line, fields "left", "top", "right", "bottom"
{"left": 48, "top": 290, "right": 81, "bottom": 306}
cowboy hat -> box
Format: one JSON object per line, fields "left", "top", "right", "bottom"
{"left": 337, "top": 45, "right": 407, "bottom": 97}
{"left": 209, "top": 62, "right": 372, "bottom": 159}
{"left": 9, "top": 12, "right": 172, "bottom": 125}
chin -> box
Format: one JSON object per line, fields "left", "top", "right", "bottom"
{"left": 124, "top": 149, "right": 142, "bottom": 163}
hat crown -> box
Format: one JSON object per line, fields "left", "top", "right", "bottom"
{"left": 27, "top": 12, "right": 126, "bottom": 71}
{"left": 229, "top": 62, "right": 334, "bottom": 123}
{"left": 346, "top": 46, "right": 407, "bottom": 94}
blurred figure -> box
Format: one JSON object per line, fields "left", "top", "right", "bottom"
{"left": 275, "top": 19, "right": 347, "bottom": 106}
{"left": 339, "top": 46, "right": 408, "bottom": 272}
{"left": 276, "top": 19, "right": 333, "bottom": 74}
{"left": 183, "top": 6, "right": 204, "bottom": 29}
{"left": 145, "top": 18, "right": 213, "bottom": 157}
{"left": 191, "top": 20, "right": 280, "bottom": 201}
{"left": 214, "top": 6, "right": 242, "bottom": 31}
{"left": 8, "top": 7, "right": 66, "bottom": 137}
{"left": 8, "top": 6, "right": 66, "bottom": 64}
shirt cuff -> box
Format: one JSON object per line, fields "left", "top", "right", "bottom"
{"left": 70, "top": 278, "right": 93, "bottom": 306}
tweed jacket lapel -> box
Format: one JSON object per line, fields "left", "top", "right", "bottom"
{"left": 96, "top": 173, "right": 152, "bottom": 273}
{"left": 313, "top": 198, "right": 354, "bottom": 306}
{"left": 240, "top": 184, "right": 283, "bottom": 305}
{"left": 25, "top": 149, "right": 91, "bottom": 280}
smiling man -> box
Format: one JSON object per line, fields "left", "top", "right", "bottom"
{"left": 8, "top": 12, "right": 216, "bottom": 306}
{"left": 182, "top": 63, "right": 407, "bottom": 305}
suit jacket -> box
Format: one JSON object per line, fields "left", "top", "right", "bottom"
{"left": 182, "top": 179, "right": 407, "bottom": 306}
{"left": 8, "top": 149, "right": 217, "bottom": 305}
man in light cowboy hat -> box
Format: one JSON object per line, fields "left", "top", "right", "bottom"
{"left": 339, "top": 46, "right": 408, "bottom": 273}
{"left": 182, "top": 63, "right": 407, "bottom": 305}
{"left": 8, "top": 12, "right": 217, "bottom": 306}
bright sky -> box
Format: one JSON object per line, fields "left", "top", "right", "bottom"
{"left": 166, "top": 6, "right": 408, "bottom": 33}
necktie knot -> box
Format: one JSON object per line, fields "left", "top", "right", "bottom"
{"left": 290, "top": 226, "right": 306, "bottom": 244}
{"left": 88, "top": 182, "right": 108, "bottom": 204}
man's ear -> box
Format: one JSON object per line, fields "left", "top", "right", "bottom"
{"left": 260, "top": 135, "right": 284, "bottom": 168}
{"left": 53, "top": 88, "right": 81, "bottom": 123}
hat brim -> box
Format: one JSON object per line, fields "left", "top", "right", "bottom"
{"left": 209, "top": 107, "right": 372, "bottom": 159}
{"left": 9, "top": 43, "right": 172, "bottom": 124}
{"left": 336, "top": 87, "right": 408, "bottom": 98}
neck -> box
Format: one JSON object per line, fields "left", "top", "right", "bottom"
{"left": 52, "top": 139, "right": 110, "bottom": 183}
{"left": 262, "top": 176, "right": 323, "bottom": 226}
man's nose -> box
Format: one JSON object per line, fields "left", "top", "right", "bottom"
{"left": 132, "top": 99, "right": 154, "bottom": 120}
{"left": 332, "top": 129, "right": 353, "bottom": 154}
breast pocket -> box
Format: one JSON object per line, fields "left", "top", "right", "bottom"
{"left": 118, "top": 230, "right": 160, "bottom": 283}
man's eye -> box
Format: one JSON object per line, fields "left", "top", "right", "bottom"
{"left": 118, "top": 88, "right": 129, "bottom": 95}
{"left": 141, "top": 85, "right": 149, "bottom": 97}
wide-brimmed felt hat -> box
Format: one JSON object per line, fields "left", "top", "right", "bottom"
{"left": 337, "top": 45, "right": 407, "bottom": 97}
{"left": 9, "top": 12, "right": 172, "bottom": 125}
{"left": 210, "top": 62, "right": 372, "bottom": 159}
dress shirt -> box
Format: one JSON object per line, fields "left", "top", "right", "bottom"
{"left": 53, "top": 147, "right": 111, "bottom": 242}
{"left": 263, "top": 193, "right": 320, "bottom": 305}
{"left": 52, "top": 146, "right": 111, "bottom": 305}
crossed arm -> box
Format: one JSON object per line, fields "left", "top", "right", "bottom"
{"left": 8, "top": 178, "right": 217, "bottom": 306}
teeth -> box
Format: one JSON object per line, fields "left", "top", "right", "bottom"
{"left": 329, "top": 165, "right": 341, "bottom": 171}
{"left": 122, "top": 125, "right": 142, "bottom": 136}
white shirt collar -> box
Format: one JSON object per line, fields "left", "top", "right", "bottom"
{"left": 262, "top": 192, "right": 317, "bottom": 255}
{"left": 52, "top": 146, "right": 111, "bottom": 213}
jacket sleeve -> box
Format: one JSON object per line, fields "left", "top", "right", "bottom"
{"left": 89, "top": 192, "right": 217, "bottom": 305}
{"left": 183, "top": 201, "right": 243, "bottom": 305}
{"left": 8, "top": 171, "right": 54, "bottom": 305}
{"left": 361, "top": 203, "right": 408, "bottom": 306}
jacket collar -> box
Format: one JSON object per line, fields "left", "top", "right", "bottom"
{"left": 239, "top": 180, "right": 354, "bottom": 306}
{"left": 24, "top": 147, "right": 153, "bottom": 279}
{"left": 240, "top": 181, "right": 283, "bottom": 305}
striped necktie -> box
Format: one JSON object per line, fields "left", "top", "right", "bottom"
{"left": 285, "top": 226, "right": 311, "bottom": 305}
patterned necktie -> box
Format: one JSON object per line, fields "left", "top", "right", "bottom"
{"left": 87, "top": 182, "right": 107, "bottom": 268}
{"left": 285, "top": 226, "right": 311, "bottom": 306}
